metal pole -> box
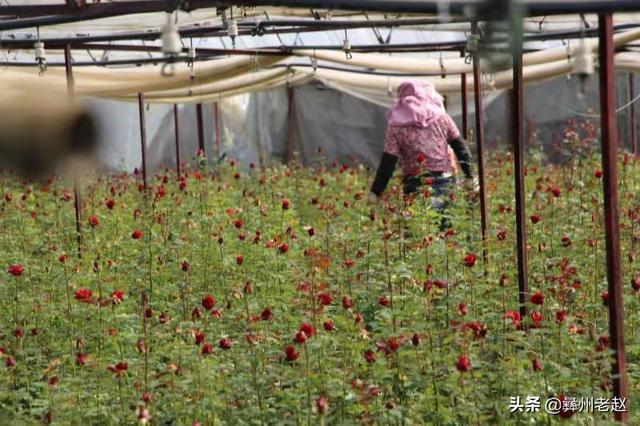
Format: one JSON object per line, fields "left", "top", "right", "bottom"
{"left": 285, "top": 86, "right": 296, "bottom": 164}
{"left": 214, "top": 102, "right": 221, "bottom": 159}
{"left": 64, "top": 44, "right": 83, "bottom": 259}
{"left": 173, "top": 104, "right": 181, "bottom": 178}
{"left": 138, "top": 93, "right": 148, "bottom": 189}
{"left": 196, "top": 103, "right": 205, "bottom": 155}
{"left": 599, "top": 13, "right": 629, "bottom": 423}
{"left": 511, "top": 15, "right": 529, "bottom": 321}
{"left": 471, "top": 22, "right": 489, "bottom": 268}
{"left": 460, "top": 49, "right": 468, "bottom": 139}
{"left": 630, "top": 73, "right": 637, "bottom": 155}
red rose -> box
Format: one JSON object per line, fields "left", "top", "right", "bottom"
{"left": 294, "top": 331, "right": 308, "bottom": 344}
{"left": 281, "top": 199, "right": 290, "bottom": 210}
{"left": 111, "top": 290, "right": 125, "bottom": 303}
{"left": 364, "top": 349, "right": 376, "bottom": 363}
{"left": 181, "top": 260, "right": 190, "bottom": 272}
{"left": 260, "top": 307, "right": 272, "bottom": 321}
{"left": 323, "top": 320, "right": 335, "bottom": 331}
{"left": 307, "top": 227, "right": 315, "bottom": 237}
{"left": 219, "top": 338, "right": 233, "bottom": 350}
{"left": 601, "top": 291, "right": 609, "bottom": 306}
{"left": 458, "top": 303, "right": 468, "bottom": 316}
{"left": 531, "top": 311, "right": 544, "bottom": 324}
{"left": 75, "top": 353, "right": 87, "bottom": 366}
{"left": 555, "top": 310, "right": 567, "bottom": 324}
{"left": 74, "top": 288, "right": 93, "bottom": 303}
{"left": 194, "top": 331, "right": 205, "bottom": 345}
{"left": 503, "top": 310, "right": 521, "bottom": 326}
{"left": 278, "top": 243, "right": 289, "bottom": 254}
{"left": 530, "top": 291, "right": 544, "bottom": 305}
{"left": 107, "top": 362, "right": 128, "bottom": 376}
{"left": 284, "top": 345, "right": 299, "bottom": 361}
{"left": 233, "top": 219, "right": 244, "bottom": 229}
{"left": 530, "top": 214, "right": 541, "bottom": 224}
{"left": 560, "top": 235, "right": 571, "bottom": 247}
{"left": 105, "top": 199, "right": 115, "bottom": 210}
{"left": 202, "top": 295, "right": 216, "bottom": 311}
{"left": 131, "top": 230, "right": 143, "bottom": 240}
{"left": 595, "top": 169, "right": 603, "bottom": 178}
{"left": 342, "top": 296, "right": 353, "bottom": 310}
{"left": 299, "top": 322, "right": 316, "bottom": 338}
{"left": 236, "top": 255, "right": 244, "bottom": 266}
{"left": 411, "top": 333, "right": 421, "bottom": 347}
{"left": 631, "top": 277, "right": 640, "bottom": 291}
{"left": 497, "top": 230, "right": 507, "bottom": 241}
{"left": 6, "top": 356, "right": 16, "bottom": 368}
{"left": 456, "top": 355, "right": 471, "bottom": 372}
{"left": 7, "top": 264, "right": 24, "bottom": 277}
{"left": 201, "top": 343, "right": 213, "bottom": 355}
{"left": 463, "top": 253, "right": 477, "bottom": 268}
{"left": 88, "top": 215, "right": 100, "bottom": 227}
{"left": 317, "top": 292, "right": 333, "bottom": 306}
{"left": 556, "top": 395, "right": 575, "bottom": 418}
{"left": 378, "top": 295, "right": 390, "bottom": 307}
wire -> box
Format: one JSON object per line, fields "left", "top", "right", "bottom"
{"left": 561, "top": 92, "right": 640, "bottom": 117}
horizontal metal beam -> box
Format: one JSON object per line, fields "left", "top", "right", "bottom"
{"left": 3, "top": 21, "right": 638, "bottom": 51}
{"left": 3, "top": 1, "right": 640, "bottom": 23}
{"left": 0, "top": 15, "right": 463, "bottom": 31}
{"left": 60, "top": 42, "right": 468, "bottom": 54}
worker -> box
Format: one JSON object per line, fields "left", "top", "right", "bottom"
{"left": 369, "top": 80, "right": 478, "bottom": 226}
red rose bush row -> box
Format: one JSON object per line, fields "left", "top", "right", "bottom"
{"left": 0, "top": 132, "right": 638, "bottom": 424}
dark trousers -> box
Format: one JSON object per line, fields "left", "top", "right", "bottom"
{"left": 403, "top": 173, "right": 455, "bottom": 229}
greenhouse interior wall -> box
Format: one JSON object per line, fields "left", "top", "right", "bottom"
{"left": 93, "top": 72, "right": 639, "bottom": 175}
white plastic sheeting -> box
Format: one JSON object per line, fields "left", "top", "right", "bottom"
{"left": 88, "top": 65, "right": 640, "bottom": 174}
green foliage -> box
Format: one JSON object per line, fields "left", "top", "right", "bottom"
{"left": 0, "top": 143, "right": 638, "bottom": 424}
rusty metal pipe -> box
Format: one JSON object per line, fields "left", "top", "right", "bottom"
{"left": 598, "top": 13, "right": 629, "bottom": 423}
{"left": 471, "top": 21, "right": 489, "bottom": 269}
{"left": 174, "top": 104, "right": 181, "bottom": 178}
{"left": 511, "top": 15, "right": 529, "bottom": 321}
{"left": 138, "top": 93, "right": 148, "bottom": 189}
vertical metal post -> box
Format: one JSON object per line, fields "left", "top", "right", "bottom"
{"left": 630, "top": 73, "right": 637, "bottom": 155}
{"left": 64, "top": 44, "right": 82, "bottom": 258}
{"left": 511, "top": 15, "right": 529, "bottom": 321}
{"left": 460, "top": 49, "right": 468, "bottom": 139}
{"left": 196, "top": 103, "right": 205, "bottom": 155}
{"left": 599, "top": 14, "right": 629, "bottom": 422}
{"left": 471, "top": 22, "right": 489, "bottom": 268}
{"left": 138, "top": 93, "right": 148, "bottom": 189}
{"left": 285, "top": 86, "right": 298, "bottom": 164}
{"left": 173, "top": 104, "right": 181, "bottom": 178}
{"left": 214, "top": 102, "right": 221, "bottom": 159}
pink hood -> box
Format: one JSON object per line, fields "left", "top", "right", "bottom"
{"left": 386, "top": 81, "right": 446, "bottom": 128}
